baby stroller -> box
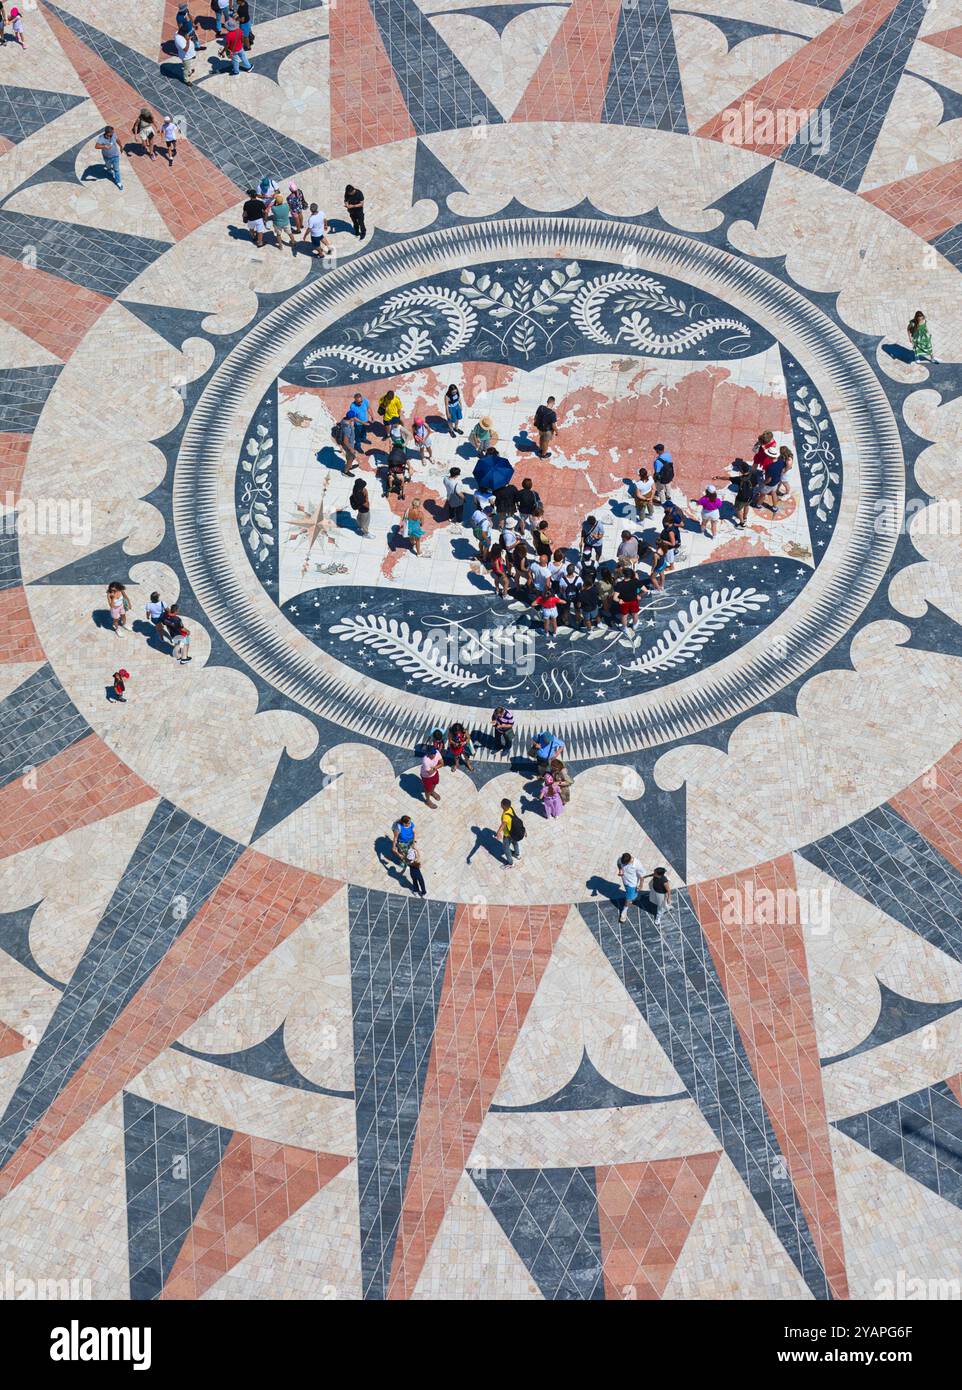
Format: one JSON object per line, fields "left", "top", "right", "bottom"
{"left": 386, "top": 443, "right": 409, "bottom": 500}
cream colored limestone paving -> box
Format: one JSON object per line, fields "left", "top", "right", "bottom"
{"left": 410, "top": 1172, "right": 543, "bottom": 1301}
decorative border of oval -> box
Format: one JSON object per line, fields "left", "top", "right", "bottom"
{"left": 174, "top": 216, "right": 904, "bottom": 761}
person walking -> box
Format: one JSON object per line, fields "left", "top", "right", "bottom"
{"left": 212, "top": 0, "right": 232, "bottom": 35}
{"left": 420, "top": 745, "right": 443, "bottom": 808}
{"left": 617, "top": 852, "right": 643, "bottom": 923}
{"left": 491, "top": 705, "right": 514, "bottom": 752}
{"left": 652, "top": 444, "right": 674, "bottom": 503}
{"left": 131, "top": 109, "right": 157, "bottom": 161}
{"left": 692, "top": 485, "right": 722, "bottom": 537}
{"left": 377, "top": 389, "right": 403, "bottom": 434}
{"left": 402, "top": 498, "right": 425, "bottom": 555}
{"left": 161, "top": 115, "right": 180, "bottom": 165}
{"left": 333, "top": 412, "right": 359, "bottom": 473}
{"left": 269, "top": 191, "right": 297, "bottom": 252}
{"left": 9, "top": 5, "right": 24, "bottom": 46}
{"left": 110, "top": 669, "right": 130, "bottom": 704}
{"left": 412, "top": 416, "right": 433, "bottom": 464}
{"left": 145, "top": 591, "right": 166, "bottom": 639}
{"left": 444, "top": 383, "right": 464, "bottom": 435}
{"left": 95, "top": 127, "right": 124, "bottom": 190}
{"left": 107, "top": 582, "right": 131, "bottom": 633}
{"left": 221, "top": 18, "right": 251, "bottom": 72}
{"left": 497, "top": 798, "right": 524, "bottom": 866}
{"left": 641, "top": 865, "right": 671, "bottom": 923}
{"left": 346, "top": 392, "right": 370, "bottom": 446}
{"left": 405, "top": 843, "right": 426, "bottom": 897}
{"left": 908, "top": 310, "right": 934, "bottom": 362}
{"left": 175, "top": 4, "right": 206, "bottom": 48}
{"left": 173, "top": 23, "right": 197, "bottom": 82}
{"left": 158, "top": 603, "right": 192, "bottom": 662}
{"left": 344, "top": 184, "right": 366, "bottom": 238}
{"left": 349, "top": 477, "right": 370, "bottom": 536}
{"left": 391, "top": 814, "right": 417, "bottom": 860}
{"left": 237, "top": 0, "right": 253, "bottom": 47}
{"left": 534, "top": 396, "right": 557, "bottom": 458}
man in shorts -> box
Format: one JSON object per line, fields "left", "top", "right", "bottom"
{"left": 616, "top": 568, "right": 641, "bottom": 629}
{"left": 617, "top": 853, "right": 643, "bottom": 923}
{"left": 534, "top": 396, "right": 558, "bottom": 458}
{"left": 420, "top": 746, "right": 443, "bottom": 808}
{"left": 303, "top": 204, "right": 333, "bottom": 259}
{"left": 243, "top": 188, "right": 266, "bottom": 246}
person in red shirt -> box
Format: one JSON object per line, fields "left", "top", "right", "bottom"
{"left": 220, "top": 19, "right": 251, "bottom": 73}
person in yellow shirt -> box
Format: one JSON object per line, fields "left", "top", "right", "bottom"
{"left": 378, "top": 390, "right": 404, "bottom": 436}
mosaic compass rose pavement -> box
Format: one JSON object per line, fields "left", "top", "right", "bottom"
{"left": 1, "top": 0, "right": 962, "bottom": 1302}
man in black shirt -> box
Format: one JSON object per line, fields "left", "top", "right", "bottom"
{"left": 494, "top": 480, "right": 518, "bottom": 523}
{"left": 242, "top": 189, "right": 266, "bottom": 246}
{"left": 516, "top": 477, "right": 542, "bottom": 531}
{"left": 534, "top": 397, "right": 557, "bottom": 458}
{"left": 616, "top": 568, "right": 641, "bottom": 629}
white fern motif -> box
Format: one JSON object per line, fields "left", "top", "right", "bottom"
{"left": 328, "top": 613, "right": 485, "bottom": 689}
{"left": 303, "top": 287, "right": 477, "bottom": 379}
{"left": 616, "top": 312, "right": 751, "bottom": 355}
{"left": 625, "top": 588, "right": 769, "bottom": 673}
{"left": 571, "top": 273, "right": 750, "bottom": 354}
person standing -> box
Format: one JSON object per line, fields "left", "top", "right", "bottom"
{"left": 0, "top": 3, "right": 7, "bottom": 47}
{"left": 237, "top": 0, "right": 253, "bottom": 47}
{"left": 497, "top": 798, "right": 524, "bottom": 866}
{"left": 303, "top": 204, "right": 332, "bottom": 259}
{"left": 243, "top": 188, "right": 267, "bottom": 246}
{"left": 412, "top": 417, "right": 433, "bottom": 464}
{"left": 221, "top": 18, "right": 251, "bottom": 72}
{"left": 617, "top": 852, "right": 643, "bottom": 923}
{"left": 420, "top": 744, "right": 443, "bottom": 808}
{"left": 9, "top": 4, "right": 23, "bottom": 46}
{"left": 175, "top": 3, "right": 206, "bottom": 47}
{"left": 444, "top": 383, "right": 464, "bottom": 435}
{"left": 402, "top": 498, "right": 425, "bottom": 555}
{"left": 111, "top": 669, "right": 130, "bottom": 703}
{"left": 547, "top": 756, "right": 572, "bottom": 805}
{"left": 692, "top": 485, "right": 722, "bottom": 536}
{"left": 444, "top": 466, "right": 465, "bottom": 524}
{"left": 161, "top": 115, "right": 179, "bottom": 165}
{"left": 377, "top": 390, "right": 403, "bottom": 433}
{"left": 469, "top": 417, "right": 497, "bottom": 456}
{"left": 616, "top": 567, "right": 641, "bottom": 629}
{"left": 491, "top": 706, "right": 514, "bottom": 752}
{"left": 131, "top": 109, "right": 157, "bottom": 161}
{"left": 392, "top": 814, "right": 417, "bottom": 861}
{"left": 516, "top": 477, "right": 542, "bottom": 532}
{"left": 173, "top": 23, "right": 196, "bottom": 82}
{"left": 534, "top": 397, "right": 557, "bottom": 458}
{"left": 212, "top": 0, "right": 231, "bottom": 36}
{"left": 907, "top": 310, "right": 934, "bottom": 362}
{"left": 349, "top": 477, "right": 370, "bottom": 536}
{"left": 287, "top": 182, "right": 307, "bottom": 232}
{"left": 333, "top": 413, "right": 359, "bottom": 473}
{"left": 652, "top": 444, "right": 674, "bottom": 503}
{"left": 346, "top": 392, "right": 371, "bottom": 446}
{"left": 540, "top": 774, "right": 564, "bottom": 819}
{"left": 270, "top": 191, "right": 297, "bottom": 252}
{"left": 581, "top": 515, "right": 604, "bottom": 563}
{"left": 344, "top": 185, "right": 366, "bottom": 238}
{"left": 107, "top": 582, "right": 131, "bottom": 633}
{"left": 616, "top": 530, "right": 639, "bottom": 565}
{"left": 95, "top": 127, "right": 124, "bottom": 191}
{"left": 633, "top": 467, "right": 655, "bottom": 521}
{"left": 529, "top": 730, "right": 565, "bottom": 773}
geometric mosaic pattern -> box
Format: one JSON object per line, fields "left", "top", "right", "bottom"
{"left": 0, "top": 0, "right": 960, "bottom": 1302}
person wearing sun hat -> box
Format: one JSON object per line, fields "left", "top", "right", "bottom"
{"left": 469, "top": 416, "right": 498, "bottom": 456}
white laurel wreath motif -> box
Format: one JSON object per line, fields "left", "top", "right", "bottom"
{"left": 793, "top": 385, "right": 839, "bottom": 521}
{"left": 625, "top": 588, "right": 769, "bottom": 673}
{"left": 302, "top": 287, "right": 478, "bottom": 379}
{"left": 460, "top": 263, "right": 584, "bottom": 359}
{"left": 239, "top": 425, "right": 274, "bottom": 564}
{"left": 571, "top": 272, "right": 750, "bottom": 354}
{"left": 328, "top": 613, "right": 485, "bottom": 688}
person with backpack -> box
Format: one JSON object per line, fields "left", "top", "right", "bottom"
{"left": 581, "top": 515, "right": 604, "bottom": 562}
{"left": 516, "top": 477, "right": 542, "bottom": 532}
{"left": 158, "top": 602, "right": 192, "bottom": 663}
{"left": 652, "top": 443, "right": 674, "bottom": 503}
{"left": 348, "top": 477, "right": 370, "bottom": 536}
{"left": 332, "top": 413, "right": 359, "bottom": 474}
{"left": 497, "top": 798, "right": 525, "bottom": 866}
{"left": 534, "top": 396, "right": 558, "bottom": 458}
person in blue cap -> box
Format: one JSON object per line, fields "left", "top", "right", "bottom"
{"left": 529, "top": 730, "right": 566, "bottom": 774}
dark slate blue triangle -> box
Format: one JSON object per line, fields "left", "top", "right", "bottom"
{"left": 28, "top": 538, "right": 150, "bottom": 589}
{"left": 171, "top": 1020, "right": 353, "bottom": 1098}
{"left": 798, "top": 803, "right": 962, "bottom": 966}
{"left": 490, "top": 1046, "right": 685, "bottom": 1113}
{"left": 348, "top": 886, "right": 456, "bottom": 1300}
{"left": 0, "top": 664, "right": 89, "bottom": 793}
{"left": 116, "top": 300, "right": 217, "bottom": 353}
{"left": 0, "top": 209, "right": 169, "bottom": 299}
{"left": 822, "top": 981, "right": 962, "bottom": 1066}
{"left": 909, "top": 72, "right": 962, "bottom": 127}
{"left": 602, "top": 0, "right": 688, "bottom": 133}
{"left": 672, "top": 10, "right": 809, "bottom": 52}
{"left": 249, "top": 750, "right": 340, "bottom": 843}
{"left": 703, "top": 162, "right": 776, "bottom": 245}
{"left": 0, "top": 364, "right": 63, "bottom": 434}
{"left": 793, "top": 0, "right": 842, "bottom": 8}
{"left": 0, "top": 802, "right": 244, "bottom": 1174}
{"left": 471, "top": 1167, "right": 605, "bottom": 1299}
{"left": 619, "top": 768, "right": 687, "bottom": 882}
{"left": 123, "top": 1093, "right": 233, "bottom": 1300}
{"left": 833, "top": 1081, "right": 962, "bottom": 1210}
{"left": 0, "top": 86, "right": 86, "bottom": 145}
{"left": 781, "top": 0, "right": 928, "bottom": 191}
{"left": 899, "top": 597, "right": 962, "bottom": 659}
{"left": 0, "top": 901, "right": 65, "bottom": 990}
{"left": 239, "top": 0, "right": 327, "bottom": 18}
{"left": 412, "top": 137, "right": 468, "bottom": 212}
{"left": 931, "top": 221, "right": 962, "bottom": 275}
{"left": 582, "top": 893, "right": 833, "bottom": 1298}
{"left": 46, "top": 3, "right": 325, "bottom": 179}
{"left": 368, "top": 0, "right": 503, "bottom": 133}
{"left": 430, "top": 2, "right": 565, "bottom": 36}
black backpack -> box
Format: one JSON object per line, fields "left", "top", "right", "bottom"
{"left": 657, "top": 456, "right": 674, "bottom": 483}
{"left": 509, "top": 814, "right": 526, "bottom": 842}
{"left": 332, "top": 420, "right": 347, "bottom": 446}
